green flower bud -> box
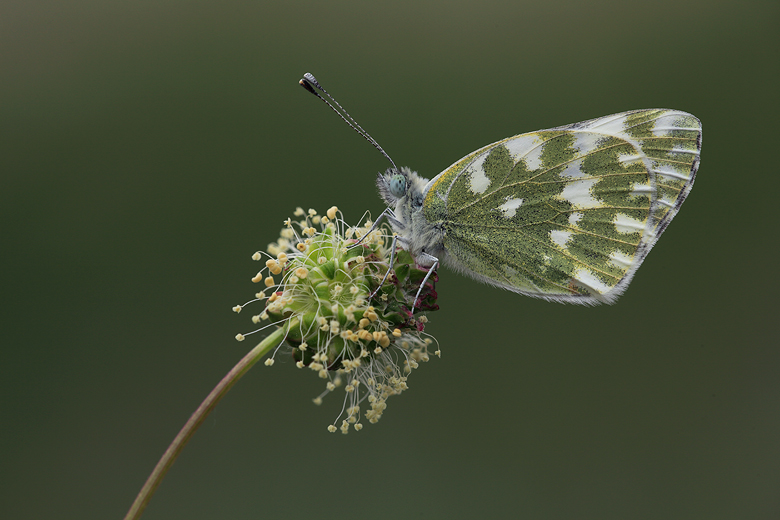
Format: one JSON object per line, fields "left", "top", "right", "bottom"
{"left": 235, "top": 206, "right": 440, "bottom": 433}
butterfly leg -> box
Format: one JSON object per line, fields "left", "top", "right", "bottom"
{"left": 411, "top": 253, "right": 439, "bottom": 315}
{"left": 368, "top": 234, "right": 398, "bottom": 300}
{"left": 347, "top": 207, "right": 398, "bottom": 250}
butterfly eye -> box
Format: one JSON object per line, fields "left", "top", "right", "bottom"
{"left": 389, "top": 174, "right": 406, "bottom": 198}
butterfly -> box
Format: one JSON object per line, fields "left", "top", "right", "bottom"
{"left": 301, "top": 74, "right": 701, "bottom": 306}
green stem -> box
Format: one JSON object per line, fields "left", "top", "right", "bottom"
{"left": 123, "top": 326, "right": 288, "bottom": 520}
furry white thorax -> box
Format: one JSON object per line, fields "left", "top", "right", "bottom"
{"left": 376, "top": 167, "right": 445, "bottom": 267}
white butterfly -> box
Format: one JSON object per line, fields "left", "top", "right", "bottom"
{"left": 301, "top": 74, "right": 701, "bottom": 307}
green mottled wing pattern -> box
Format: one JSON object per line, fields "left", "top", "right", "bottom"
{"left": 423, "top": 109, "right": 701, "bottom": 304}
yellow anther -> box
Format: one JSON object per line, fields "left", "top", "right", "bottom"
{"left": 232, "top": 305, "right": 241, "bottom": 313}
{"left": 294, "top": 207, "right": 305, "bottom": 216}
{"left": 252, "top": 272, "right": 263, "bottom": 283}
{"left": 392, "top": 328, "right": 402, "bottom": 337}
{"left": 264, "top": 358, "right": 274, "bottom": 366}
{"left": 294, "top": 267, "right": 309, "bottom": 279}
{"left": 327, "top": 425, "right": 337, "bottom": 433}
{"left": 264, "top": 276, "right": 275, "bottom": 287}
{"left": 235, "top": 333, "right": 245, "bottom": 341}
{"left": 327, "top": 206, "right": 338, "bottom": 220}
{"left": 296, "top": 242, "right": 307, "bottom": 252}
{"left": 252, "top": 252, "right": 261, "bottom": 261}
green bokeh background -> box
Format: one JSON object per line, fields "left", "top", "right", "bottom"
{"left": 2, "top": 1, "right": 778, "bottom": 518}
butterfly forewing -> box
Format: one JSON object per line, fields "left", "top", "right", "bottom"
{"left": 423, "top": 109, "right": 701, "bottom": 304}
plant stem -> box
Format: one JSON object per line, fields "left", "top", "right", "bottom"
{"left": 123, "top": 326, "right": 287, "bottom": 520}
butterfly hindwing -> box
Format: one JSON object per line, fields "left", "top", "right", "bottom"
{"left": 422, "top": 109, "right": 701, "bottom": 304}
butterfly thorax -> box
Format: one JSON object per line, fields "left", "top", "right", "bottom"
{"left": 377, "top": 167, "right": 444, "bottom": 267}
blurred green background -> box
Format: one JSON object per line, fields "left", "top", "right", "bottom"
{"left": 2, "top": 1, "right": 778, "bottom": 518}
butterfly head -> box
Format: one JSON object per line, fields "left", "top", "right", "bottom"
{"left": 376, "top": 166, "right": 428, "bottom": 209}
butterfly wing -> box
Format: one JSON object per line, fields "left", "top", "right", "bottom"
{"left": 422, "top": 109, "right": 701, "bottom": 304}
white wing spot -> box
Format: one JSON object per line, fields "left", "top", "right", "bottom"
{"left": 608, "top": 250, "right": 633, "bottom": 269}
{"left": 524, "top": 143, "right": 544, "bottom": 171}
{"left": 573, "top": 268, "right": 611, "bottom": 295}
{"left": 630, "top": 182, "right": 653, "bottom": 198}
{"left": 498, "top": 197, "right": 524, "bottom": 218}
{"left": 589, "top": 114, "right": 629, "bottom": 136}
{"left": 652, "top": 166, "right": 691, "bottom": 182}
{"left": 504, "top": 135, "right": 542, "bottom": 163}
{"left": 618, "top": 153, "right": 643, "bottom": 165}
{"left": 572, "top": 133, "right": 601, "bottom": 154}
{"left": 614, "top": 213, "right": 645, "bottom": 234}
{"left": 670, "top": 146, "right": 698, "bottom": 155}
{"left": 467, "top": 155, "right": 491, "bottom": 194}
{"left": 558, "top": 178, "right": 602, "bottom": 208}
{"left": 558, "top": 159, "right": 585, "bottom": 179}
{"left": 550, "top": 229, "right": 573, "bottom": 248}
{"left": 568, "top": 212, "right": 583, "bottom": 226}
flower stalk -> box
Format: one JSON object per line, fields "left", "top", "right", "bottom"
{"left": 124, "top": 206, "right": 440, "bottom": 518}
{"left": 123, "top": 326, "right": 288, "bottom": 520}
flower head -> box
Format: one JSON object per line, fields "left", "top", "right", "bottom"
{"left": 234, "top": 206, "right": 440, "bottom": 433}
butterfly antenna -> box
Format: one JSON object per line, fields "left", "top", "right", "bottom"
{"left": 299, "top": 72, "right": 398, "bottom": 172}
